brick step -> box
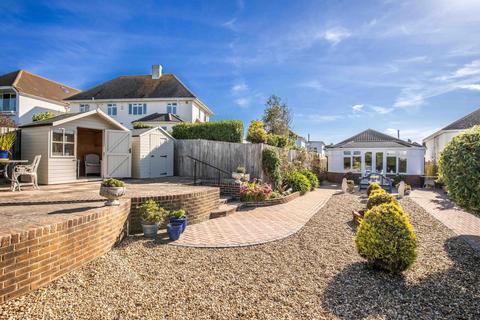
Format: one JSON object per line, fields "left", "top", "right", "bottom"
{"left": 209, "top": 202, "right": 242, "bottom": 219}
{"left": 218, "top": 196, "right": 233, "bottom": 205}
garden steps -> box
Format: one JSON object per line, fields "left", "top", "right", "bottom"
{"left": 218, "top": 196, "right": 233, "bottom": 205}
{"left": 209, "top": 202, "right": 242, "bottom": 219}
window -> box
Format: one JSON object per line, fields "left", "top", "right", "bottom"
{"left": 375, "top": 152, "right": 383, "bottom": 172}
{"left": 107, "top": 103, "right": 117, "bottom": 116}
{"left": 399, "top": 151, "right": 407, "bottom": 173}
{"left": 79, "top": 104, "right": 90, "bottom": 112}
{"left": 167, "top": 103, "right": 177, "bottom": 114}
{"left": 0, "top": 93, "right": 16, "bottom": 112}
{"left": 343, "top": 151, "right": 351, "bottom": 171}
{"left": 129, "top": 103, "right": 147, "bottom": 115}
{"left": 352, "top": 151, "right": 361, "bottom": 172}
{"left": 52, "top": 128, "right": 75, "bottom": 157}
{"left": 365, "top": 152, "right": 372, "bottom": 171}
{"left": 386, "top": 151, "right": 397, "bottom": 173}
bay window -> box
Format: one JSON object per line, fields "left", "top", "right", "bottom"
{"left": 386, "top": 151, "right": 397, "bottom": 173}
{"left": 52, "top": 128, "right": 75, "bottom": 157}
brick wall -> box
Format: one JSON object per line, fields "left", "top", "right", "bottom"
{"left": 200, "top": 180, "right": 241, "bottom": 199}
{"left": 241, "top": 192, "right": 300, "bottom": 208}
{"left": 129, "top": 188, "right": 219, "bottom": 233}
{"left": 0, "top": 200, "right": 130, "bottom": 304}
{"left": 326, "top": 172, "right": 423, "bottom": 187}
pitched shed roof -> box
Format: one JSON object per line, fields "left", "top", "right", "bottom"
{"left": 131, "top": 126, "right": 174, "bottom": 139}
{"left": 329, "top": 129, "right": 421, "bottom": 148}
{"left": 65, "top": 74, "right": 195, "bottom": 101}
{"left": 0, "top": 70, "right": 80, "bottom": 103}
{"left": 132, "top": 113, "right": 184, "bottom": 123}
{"left": 441, "top": 107, "right": 480, "bottom": 130}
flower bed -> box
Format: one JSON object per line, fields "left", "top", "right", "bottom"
{"left": 241, "top": 191, "right": 300, "bottom": 207}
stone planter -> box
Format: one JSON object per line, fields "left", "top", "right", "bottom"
{"left": 99, "top": 186, "right": 126, "bottom": 206}
{"left": 141, "top": 221, "right": 159, "bottom": 239}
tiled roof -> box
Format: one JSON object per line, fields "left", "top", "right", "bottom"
{"left": 132, "top": 113, "right": 183, "bottom": 123}
{"left": 0, "top": 70, "right": 80, "bottom": 103}
{"left": 330, "top": 129, "right": 420, "bottom": 148}
{"left": 65, "top": 74, "right": 195, "bottom": 101}
{"left": 442, "top": 107, "right": 480, "bottom": 130}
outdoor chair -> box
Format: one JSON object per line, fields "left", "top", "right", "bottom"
{"left": 11, "top": 155, "right": 41, "bottom": 191}
{"left": 85, "top": 154, "right": 101, "bottom": 176}
{"left": 359, "top": 172, "right": 393, "bottom": 193}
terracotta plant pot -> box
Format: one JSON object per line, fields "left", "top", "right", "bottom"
{"left": 99, "top": 186, "right": 126, "bottom": 206}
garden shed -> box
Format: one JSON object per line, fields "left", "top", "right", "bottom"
{"left": 19, "top": 109, "right": 132, "bottom": 185}
{"left": 131, "top": 126, "right": 174, "bottom": 178}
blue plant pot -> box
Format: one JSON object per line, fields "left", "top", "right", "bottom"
{"left": 169, "top": 217, "right": 187, "bottom": 233}
{"left": 0, "top": 150, "right": 9, "bottom": 160}
{"left": 167, "top": 222, "right": 183, "bottom": 241}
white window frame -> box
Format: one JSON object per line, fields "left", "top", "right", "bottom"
{"left": 107, "top": 103, "right": 117, "bottom": 116}
{"left": 167, "top": 102, "right": 177, "bottom": 114}
{"left": 51, "top": 128, "right": 75, "bottom": 158}
{"left": 79, "top": 104, "right": 90, "bottom": 113}
{"left": 398, "top": 151, "right": 408, "bottom": 174}
{"left": 129, "top": 103, "right": 146, "bottom": 115}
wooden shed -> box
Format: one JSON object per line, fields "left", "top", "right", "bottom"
{"left": 131, "top": 127, "right": 174, "bottom": 178}
{"left": 19, "top": 110, "right": 132, "bottom": 185}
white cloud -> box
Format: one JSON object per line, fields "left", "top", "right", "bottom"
{"left": 297, "top": 113, "right": 342, "bottom": 123}
{"left": 393, "top": 94, "right": 425, "bottom": 108}
{"left": 371, "top": 106, "right": 393, "bottom": 114}
{"left": 231, "top": 82, "right": 248, "bottom": 93}
{"left": 441, "top": 59, "right": 480, "bottom": 80}
{"left": 235, "top": 97, "right": 250, "bottom": 107}
{"left": 299, "top": 80, "right": 326, "bottom": 91}
{"left": 457, "top": 84, "right": 480, "bottom": 91}
{"left": 352, "top": 104, "right": 364, "bottom": 112}
{"left": 323, "top": 27, "right": 351, "bottom": 45}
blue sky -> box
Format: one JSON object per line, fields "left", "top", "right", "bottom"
{"left": 2, "top": 0, "right": 480, "bottom": 143}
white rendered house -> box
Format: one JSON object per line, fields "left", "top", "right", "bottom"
{"left": 307, "top": 140, "right": 326, "bottom": 156}
{"left": 326, "top": 129, "right": 425, "bottom": 186}
{"left": 423, "top": 107, "right": 480, "bottom": 163}
{"left": 65, "top": 65, "right": 214, "bottom": 129}
{"left": 0, "top": 70, "right": 80, "bottom": 125}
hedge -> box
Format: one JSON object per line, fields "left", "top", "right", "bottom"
{"left": 171, "top": 120, "right": 243, "bottom": 143}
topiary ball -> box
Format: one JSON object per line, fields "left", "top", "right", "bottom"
{"left": 287, "top": 172, "right": 311, "bottom": 194}
{"left": 367, "top": 182, "right": 382, "bottom": 196}
{"left": 367, "top": 191, "right": 398, "bottom": 209}
{"left": 355, "top": 203, "right": 417, "bottom": 273}
{"left": 300, "top": 169, "right": 319, "bottom": 189}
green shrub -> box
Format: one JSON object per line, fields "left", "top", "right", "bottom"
{"left": 32, "top": 111, "right": 56, "bottom": 122}
{"left": 138, "top": 199, "right": 168, "bottom": 224}
{"left": 439, "top": 126, "right": 480, "bottom": 214}
{"left": 246, "top": 120, "right": 268, "bottom": 143}
{"left": 171, "top": 120, "right": 243, "bottom": 143}
{"left": 367, "top": 190, "right": 398, "bottom": 209}
{"left": 132, "top": 122, "right": 154, "bottom": 129}
{"left": 355, "top": 203, "right": 417, "bottom": 273}
{"left": 268, "top": 191, "right": 282, "bottom": 199}
{"left": 101, "top": 178, "right": 124, "bottom": 187}
{"left": 424, "top": 161, "right": 438, "bottom": 177}
{"left": 300, "top": 169, "right": 319, "bottom": 189}
{"left": 170, "top": 209, "right": 186, "bottom": 219}
{"left": 266, "top": 133, "right": 279, "bottom": 147}
{"left": 286, "top": 171, "right": 311, "bottom": 194}
{"left": 262, "top": 148, "right": 282, "bottom": 189}
{"left": 367, "top": 182, "right": 382, "bottom": 196}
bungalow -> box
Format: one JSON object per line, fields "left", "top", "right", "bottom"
{"left": 423, "top": 107, "right": 480, "bottom": 163}
{"left": 65, "top": 65, "right": 214, "bottom": 129}
{"left": 0, "top": 70, "right": 80, "bottom": 125}
{"left": 325, "top": 129, "right": 425, "bottom": 186}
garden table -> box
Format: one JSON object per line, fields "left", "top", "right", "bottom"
{"left": 0, "top": 160, "right": 28, "bottom": 181}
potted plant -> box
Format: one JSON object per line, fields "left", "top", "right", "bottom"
{"left": 169, "top": 209, "right": 187, "bottom": 233}
{"left": 167, "top": 221, "right": 183, "bottom": 241}
{"left": 232, "top": 166, "right": 249, "bottom": 182}
{"left": 0, "top": 132, "right": 16, "bottom": 160}
{"left": 99, "top": 178, "right": 126, "bottom": 206}
{"left": 138, "top": 199, "right": 168, "bottom": 239}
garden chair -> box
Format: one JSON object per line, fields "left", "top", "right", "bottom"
{"left": 11, "top": 155, "right": 41, "bottom": 191}
{"left": 85, "top": 154, "right": 101, "bottom": 176}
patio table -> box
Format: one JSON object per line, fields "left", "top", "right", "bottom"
{"left": 0, "top": 160, "right": 28, "bottom": 181}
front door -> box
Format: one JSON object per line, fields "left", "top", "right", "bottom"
{"left": 149, "top": 133, "right": 168, "bottom": 177}
{"left": 103, "top": 130, "right": 131, "bottom": 178}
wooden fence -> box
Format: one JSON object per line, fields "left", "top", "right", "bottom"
{"left": 174, "top": 139, "right": 327, "bottom": 180}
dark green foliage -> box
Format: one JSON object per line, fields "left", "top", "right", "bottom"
{"left": 266, "top": 133, "right": 289, "bottom": 148}
{"left": 439, "top": 126, "right": 480, "bottom": 214}
{"left": 171, "top": 120, "right": 243, "bottom": 143}
{"left": 132, "top": 122, "right": 154, "bottom": 129}
{"left": 262, "top": 148, "right": 282, "bottom": 189}
{"left": 355, "top": 203, "right": 417, "bottom": 273}
{"left": 286, "top": 171, "right": 311, "bottom": 194}
{"left": 300, "top": 169, "right": 319, "bottom": 189}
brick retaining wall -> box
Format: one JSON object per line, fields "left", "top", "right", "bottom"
{"left": 241, "top": 192, "right": 300, "bottom": 208}
{"left": 129, "top": 188, "right": 219, "bottom": 233}
{"left": 0, "top": 200, "right": 130, "bottom": 304}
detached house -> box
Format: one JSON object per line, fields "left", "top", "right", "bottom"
{"left": 326, "top": 129, "right": 425, "bottom": 186}
{"left": 65, "top": 65, "right": 213, "bottom": 129}
{"left": 423, "top": 107, "right": 480, "bottom": 163}
{"left": 0, "top": 70, "right": 80, "bottom": 124}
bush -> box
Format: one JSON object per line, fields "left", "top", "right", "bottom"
{"left": 355, "top": 203, "right": 417, "bottom": 273}
{"left": 266, "top": 133, "right": 288, "bottom": 148}
{"left": 132, "top": 122, "right": 154, "bottom": 129}
{"left": 32, "top": 111, "right": 56, "bottom": 122}
{"left": 101, "top": 178, "right": 124, "bottom": 187}
{"left": 138, "top": 199, "right": 168, "bottom": 224}
{"left": 300, "top": 169, "right": 319, "bottom": 189}
{"left": 286, "top": 171, "right": 311, "bottom": 194}
{"left": 268, "top": 191, "right": 282, "bottom": 199}
{"left": 240, "top": 181, "right": 273, "bottom": 202}
{"left": 246, "top": 120, "right": 268, "bottom": 144}
{"left": 367, "top": 182, "right": 382, "bottom": 196}
{"left": 171, "top": 120, "right": 243, "bottom": 143}
{"left": 0, "top": 115, "right": 16, "bottom": 128}
{"left": 367, "top": 190, "right": 398, "bottom": 210}
{"left": 262, "top": 148, "right": 282, "bottom": 189}
{"left": 439, "top": 126, "right": 480, "bottom": 214}
{"left": 424, "top": 161, "right": 438, "bottom": 177}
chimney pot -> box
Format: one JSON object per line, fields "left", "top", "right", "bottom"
{"left": 152, "top": 65, "right": 162, "bottom": 79}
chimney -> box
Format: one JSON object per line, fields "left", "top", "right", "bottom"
{"left": 152, "top": 64, "right": 162, "bottom": 79}
{"left": 397, "top": 129, "right": 400, "bottom": 139}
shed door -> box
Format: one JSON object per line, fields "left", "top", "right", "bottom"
{"left": 149, "top": 133, "right": 168, "bottom": 177}
{"left": 104, "top": 130, "right": 131, "bottom": 178}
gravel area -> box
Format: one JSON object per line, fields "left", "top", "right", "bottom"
{"left": 1, "top": 192, "right": 479, "bottom": 319}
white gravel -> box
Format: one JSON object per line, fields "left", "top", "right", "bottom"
{"left": 1, "top": 193, "right": 479, "bottom": 319}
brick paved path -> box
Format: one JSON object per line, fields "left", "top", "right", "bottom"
{"left": 171, "top": 188, "right": 336, "bottom": 248}
{"left": 410, "top": 189, "right": 480, "bottom": 253}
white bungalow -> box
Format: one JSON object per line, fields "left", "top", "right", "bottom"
{"left": 325, "top": 129, "right": 425, "bottom": 186}
{"left": 19, "top": 109, "right": 132, "bottom": 185}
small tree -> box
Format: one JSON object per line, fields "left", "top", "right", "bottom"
{"left": 32, "top": 111, "right": 56, "bottom": 122}
{"left": 246, "top": 120, "right": 268, "bottom": 144}
{"left": 0, "top": 115, "right": 16, "bottom": 128}
{"left": 262, "top": 148, "right": 282, "bottom": 189}
{"left": 262, "top": 95, "right": 292, "bottom": 136}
